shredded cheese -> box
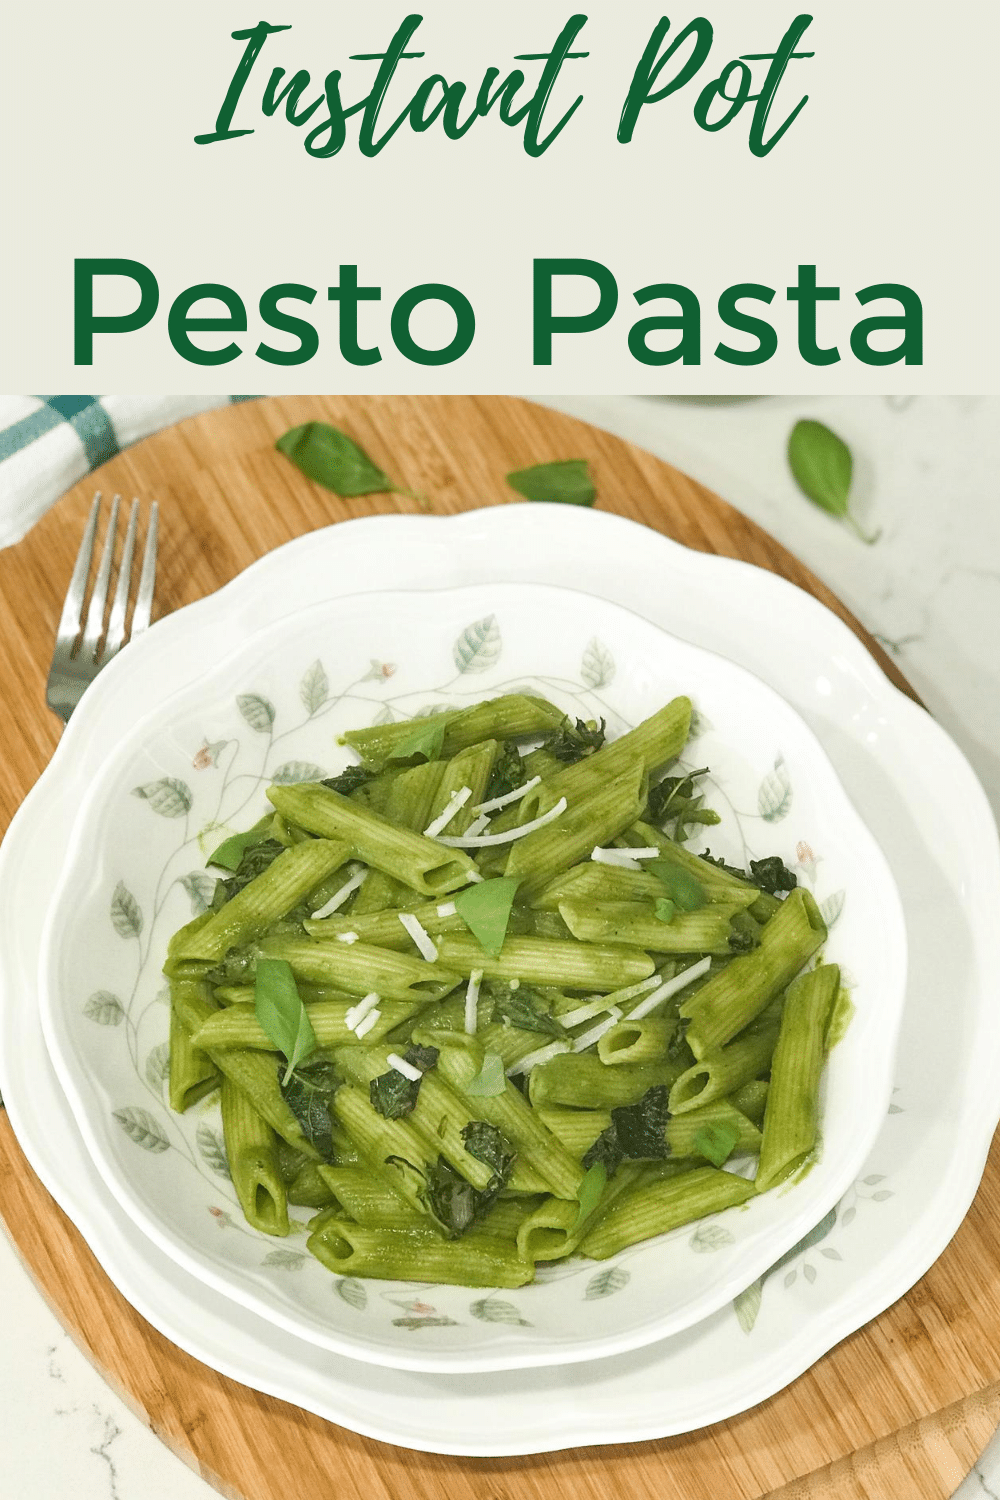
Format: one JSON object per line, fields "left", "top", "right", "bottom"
{"left": 571, "top": 1014, "right": 622, "bottom": 1052}
{"left": 627, "top": 956, "right": 713, "bottom": 1021}
{"left": 311, "top": 863, "right": 368, "bottom": 918}
{"left": 353, "top": 1009, "right": 381, "bottom": 1038}
{"left": 387, "top": 1052, "right": 422, "bottom": 1082}
{"left": 472, "top": 776, "right": 541, "bottom": 815}
{"left": 436, "top": 797, "right": 568, "bottom": 848}
{"left": 559, "top": 997, "right": 624, "bottom": 1029}
{"left": 436, "top": 901, "right": 458, "bottom": 917}
{"left": 397, "top": 912, "right": 439, "bottom": 963}
{"left": 344, "top": 991, "right": 381, "bottom": 1031}
{"left": 336, "top": 931, "right": 360, "bottom": 944}
{"left": 593, "top": 847, "right": 660, "bottom": 861}
{"left": 464, "top": 968, "right": 484, "bottom": 1034}
{"left": 423, "top": 786, "right": 473, "bottom": 838}
{"left": 507, "top": 1039, "right": 571, "bottom": 1076}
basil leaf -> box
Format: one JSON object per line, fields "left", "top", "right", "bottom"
{"left": 654, "top": 897, "right": 676, "bottom": 924}
{"left": 453, "top": 878, "right": 520, "bottom": 959}
{"left": 276, "top": 422, "right": 403, "bottom": 498}
{"left": 573, "top": 1161, "right": 607, "bottom": 1232}
{"left": 482, "top": 980, "right": 564, "bottom": 1039}
{"left": 788, "top": 420, "right": 880, "bottom": 544}
{"left": 506, "top": 459, "right": 596, "bottom": 507}
{"left": 208, "top": 822, "right": 274, "bottom": 873}
{"left": 647, "top": 769, "right": 720, "bottom": 843}
{"left": 460, "top": 1121, "right": 514, "bottom": 1180}
{"left": 389, "top": 1152, "right": 514, "bottom": 1239}
{"left": 210, "top": 837, "right": 286, "bottom": 909}
{"left": 537, "top": 716, "right": 606, "bottom": 764}
{"left": 369, "top": 1045, "right": 439, "bottom": 1120}
{"left": 483, "top": 744, "right": 525, "bottom": 802}
{"left": 463, "top": 1050, "right": 506, "bottom": 1097}
{"left": 700, "top": 850, "right": 752, "bottom": 883}
{"left": 692, "top": 1121, "right": 739, "bottom": 1167}
{"left": 648, "top": 860, "right": 707, "bottom": 912}
{"left": 280, "top": 1058, "right": 340, "bottom": 1162}
{"left": 387, "top": 717, "right": 447, "bottom": 765}
{"left": 748, "top": 856, "right": 798, "bottom": 895}
{"left": 728, "top": 912, "right": 761, "bottom": 952}
{"left": 254, "top": 958, "right": 317, "bottom": 1083}
{"left": 583, "top": 1085, "right": 671, "bottom": 1177}
{"left": 321, "top": 765, "right": 377, "bottom": 797}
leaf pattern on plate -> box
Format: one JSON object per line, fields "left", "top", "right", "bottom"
{"left": 271, "top": 761, "right": 328, "bottom": 785}
{"left": 84, "top": 990, "right": 125, "bottom": 1026}
{"left": 757, "top": 754, "right": 792, "bottom": 822}
{"left": 180, "top": 872, "right": 217, "bottom": 915}
{"left": 581, "top": 637, "right": 615, "bottom": 689}
{"left": 300, "top": 660, "right": 328, "bottom": 716}
{"left": 144, "top": 1042, "right": 170, "bottom": 1090}
{"left": 193, "top": 739, "right": 228, "bottom": 770}
{"left": 453, "top": 615, "right": 501, "bottom": 674}
{"left": 371, "top": 705, "right": 395, "bottom": 726}
{"left": 335, "top": 1277, "right": 368, "bottom": 1311}
{"left": 689, "top": 1223, "right": 735, "bottom": 1253}
{"left": 733, "top": 1281, "right": 762, "bottom": 1333}
{"left": 469, "top": 1297, "right": 531, "bottom": 1326}
{"left": 820, "top": 890, "right": 846, "bottom": 928}
{"left": 584, "top": 1266, "right": 630, "bottom": 1301}
{"left": 263, "top": 1249, "right": 307, "bottom": 1270}
{"left": 113, "top": 1106, "right": 170, "bottom": 1152}
{"left": 196, "top": 1124, "right": 230, "bottom": 1179}
{"left": 237, "top": 693, "right": 276, "bottom": 733}
{"left": 732, "top": 1204, "right": 839, "bottom": 1332}
{"left": 131, "top": 777, "right": 193, "bottom": 818}
{"left": 111, "top": 881, "right": 143, "bottom": 939}
{"left": 393, "top": 1314, "right": 460, "bottom": 1330}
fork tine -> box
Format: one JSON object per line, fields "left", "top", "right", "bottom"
{"left": 131, "top": 501, "right": 158, "bottom": 639}
{"left": 101, "top": 498, "right": 139, "bottom": 664}
{"left": 54, "top": 493, "right": 101, "bottom": 648}
{"left": 79, "top": 494, "right": 121, "bottom": 661}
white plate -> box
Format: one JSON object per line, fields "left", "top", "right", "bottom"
{"left": 2, "top": 506, "right": 998, "bottom": 1452}
{"left": 37, "top": 581, "right": 905, "bottom": 1373}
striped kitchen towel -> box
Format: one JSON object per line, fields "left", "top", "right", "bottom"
{"left": 0, "top": 396, "right": 258, "bottom": 549}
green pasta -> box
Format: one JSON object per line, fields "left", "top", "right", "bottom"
{"left": 164, "top": 691, "right": 847, "bottom": 1294}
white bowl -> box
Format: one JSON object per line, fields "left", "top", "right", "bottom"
{"left": 38, "top": 580, "right": 907, "bottom": 1374}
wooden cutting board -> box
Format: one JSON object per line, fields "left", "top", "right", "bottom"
{"left": 1, "top": 394, "right": 998, "bottom": 1500}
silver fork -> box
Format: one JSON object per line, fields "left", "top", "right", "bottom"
{"left": 46, "top": 493, "right": 159, "bottom": 724}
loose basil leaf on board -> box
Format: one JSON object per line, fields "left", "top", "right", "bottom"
{"left": 693, "top": 1120, "right": 740, "bottom": 1167}
{"left": 454, "top": 878, "right": 521, "bottom": 959}
{"left": 573, "top": 1160, "right": 608, "bottom": 1232}
{"left": 276, "top": 422, "right": 410, "bottom": 499}
{"left": 254, "top": 957, "right": 317, "bottom": 1084}
{"left": 506, "top": 459, "right": 596, "bottom": 507}
{"left": 280, "top": 1058, "right": 340, "bottom": 1162}
{"left": 787, "top": 420, "right": 880, "bottom": 544}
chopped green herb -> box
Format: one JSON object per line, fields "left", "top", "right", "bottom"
{"left": 454, "top": 878, "right": 521, "bottom": 959}
{"left": 369, "top": 1045, "right": 440, "bottom": 1120}
{"left": 583, "top": 1085, "right": 671, "bottom": 1177}
{"left": 482, "top": 979, "right": 564, "bottom": 1038}
{"left": 276, "top": 422, "right": 412, "bottom": 499}
{"left": 208, "top": 822, "right": 275, "bottom": 873}
{"left": 538, "top": 716, "right": 606, "bottom": 764}
{"left": 460, "top": 1121, "right": 514, "bottom": 1181}
{"left": 692, "top": 1121, "right": 740, "bottom": 1167}
{"left": 483, "top": 744, "right": 525, "bottom": 802}
{"left": 573, "top": 1161, "right": 608, "bottom": 1231}
{"left": 254, "top": 957, "right": 317, "bottom": 1084}
{"left": 787, "top": 419, "right": 880, "bottom": 544}
{"left": 210, "top": 837, "right": 286, "bottom": 909}
{"left": 748, "top": 856, "right": 798, "bottom": 895}
{"left": 384, "top": 1152, "right": 511, "bottom": 1239}
{"left": 647, "top": 768, "right": 721, "bottom": 842}
{"left": 463, "top": 1050, "right": 507, "bottom": 1097}
{"left": 648, "top": 860, "right": 707, "bottom": 912}
{"left": 505, "top": 459, "right": 596, "bottom": 507}
{"left": 321, "top": 765, "right": 378, "bottom": 797}
{"left": 700, "top": 850, "right": 752, "bottom": 883}
{"left": 280, "top": 1058, "right": 340, "bottom": 1162}
{"left": 728, "top": 912, "right": 762, "bottom": 952}
{"left": 654, "top": 897, "right": 676, "bottom": 924}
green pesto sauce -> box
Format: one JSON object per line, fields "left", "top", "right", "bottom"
{"left": 825, "top": 985, "right": 855, "bottom": 1051}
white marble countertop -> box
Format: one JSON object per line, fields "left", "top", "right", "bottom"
{"left": 2, "top": 393, "right": 998, "bottom": 1499}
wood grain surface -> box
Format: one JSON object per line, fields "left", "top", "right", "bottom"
{"left": 0, "top": 394, "right": 997, "bottom": 1500}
